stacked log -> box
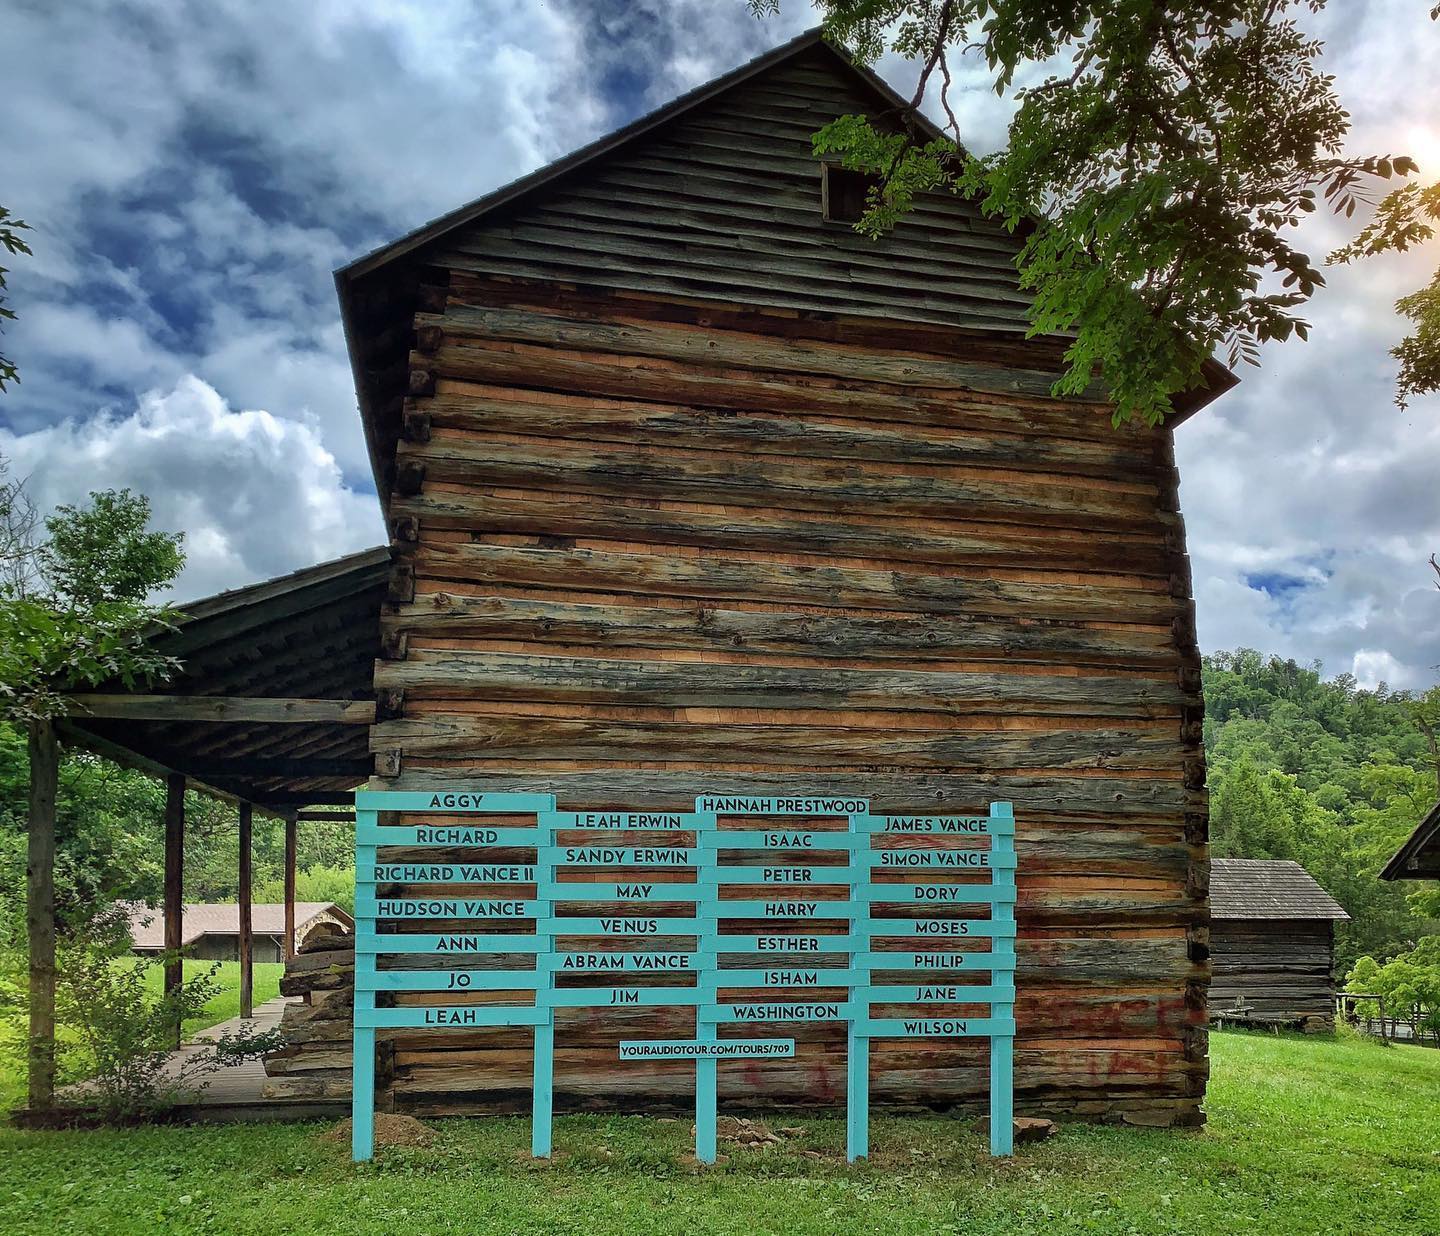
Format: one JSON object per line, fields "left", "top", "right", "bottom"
{"left": 262, "top": 927, "right": 391, "bottom": 1104}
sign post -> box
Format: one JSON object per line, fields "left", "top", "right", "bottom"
{"left": 350, "top": 791, "right": 1016, "bottom": 1163}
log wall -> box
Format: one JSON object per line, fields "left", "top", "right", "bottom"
{"left": 1209, "top": 920, "right": 1337, "bottom": 1029}
{"left": 354, "top": 274, "right": 1210, "bottom": 1128}
{"left": 330, "top": 37, "right": 1211, "bottom": 1128}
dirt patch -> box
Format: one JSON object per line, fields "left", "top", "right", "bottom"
{"left": 321, "top": 1114, "right": 438, "bottom": 1149}
{"left": 711, "top": 1117, "right": 807, "bottom": 1148}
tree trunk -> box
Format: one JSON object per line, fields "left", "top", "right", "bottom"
{"left": 164, "top": 773, "right": 185, "bottom": 1049}
{"left": 238, "top": 801, "right": 253, "bottom": 1020}
{"left": 26, "top": 719, "right": 59, "bottom": 1112}
{"left": 283, "top": 816, "right": 297, "bottom": 962}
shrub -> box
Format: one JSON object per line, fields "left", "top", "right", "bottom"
{"left": 51, "top": 927, "right": 281, "bottom": 1122}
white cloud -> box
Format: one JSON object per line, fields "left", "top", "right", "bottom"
{"left": 0, "top": 377, "right": 382, "bottom": 603}
{"left": 0, "top": 0, "right": 1438, "bottom": 690}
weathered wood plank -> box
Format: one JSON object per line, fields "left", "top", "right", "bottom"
{"left": 416, "top": 387, "right": 1148, "bottom": 480}
{"left": 426, "top": 338, "right": 1123, "bottom": 445}
{"left": 373, "top": 650, "right": 1189, "bottom": 717}
{"left": 371, "top": 713, "right": 1177, "bottom": 769}
{"left": 393, "top": 489, "right": 1171, "bottom": 576}
{"left": 384, "top": 594, "right": 1179, "bottom": 668}
{"left": 431, "top": 303, "right": 1099, "bottom": 403}
{"left": 401, "top": 434, "right": 1162, "bottom": 531}
{"left": 63, "top": 695, "right": 376, "bottom": 724}
{"left": 412, "top": 543, "right": 1183, "bottom": 624}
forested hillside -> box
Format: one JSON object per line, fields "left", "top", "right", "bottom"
{"left": 1204, "top": 650, "right": 1439, "bottom": 970}
{"left": 2, "top": 650, "right": 1436, "bottom": 974}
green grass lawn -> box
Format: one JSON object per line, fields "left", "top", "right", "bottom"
{"left": 0, "top": 961, "right": 285, "bottom": 1114}
{"left": 1, "top": 1029, "right": 1437, "bottom": 1235}
{"left": 137, "top": 960, "right": 286, "bottom": 1038}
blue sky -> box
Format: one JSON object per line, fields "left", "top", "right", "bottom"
{"left": 1, "top": 1, "right": 1438, "bottom": 688}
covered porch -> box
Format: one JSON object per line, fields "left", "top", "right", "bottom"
{"left": 22, "top": 545, "right": 388, "bottom": 1115}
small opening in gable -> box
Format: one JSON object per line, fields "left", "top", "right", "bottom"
{"left": 821, "top": 165, "right": 881, "bottom": 225}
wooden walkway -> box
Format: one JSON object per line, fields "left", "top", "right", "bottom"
{"left": 48, "top": 996, "right": 349, "bottom": 1125}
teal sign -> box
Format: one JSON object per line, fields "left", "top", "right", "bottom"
{"left": 351, "top": 791, "right": 1016, "bottom": 1163}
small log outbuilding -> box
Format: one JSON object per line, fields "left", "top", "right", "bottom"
{"left": 1208, "top": 859, "right": 1349, "bottom": 1030}
{"left": 325, "top": 28, "right": 1235, "bottom": 1128}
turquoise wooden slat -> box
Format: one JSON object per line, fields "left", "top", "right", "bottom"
{"left": 356, "top": 896, "right": 541, "bottom": 919}
{"left": 356, "top": 824, "right": 544, "bottom": 848}
{"left": 696, "top": 795, "right": 870, "bottom": 814}
{"left": 539, "top": 881, "right": 704, "bottom": 902}
{"left": 697, "top": 934, "right": 858, "bottom": 955}
{"left": 989, "top": 800, "right": 1016, "bottom": 1157}
{"left": 862, "top": 1015, "right": 1016, "bottom": 1037}
{"left": 351, "top": 810, "right": 378, "bottom": 1163}
{"left": 541, "top": 846, "right": 704, "bottom": 865}
{"left": 543, "top": 951, "right": 699, "bottom": 973}
{"left": 355, "top": 790, "right": 555, "bottom": 811}
{"left": 853, "top": 814, "right": 1014, "bottom": 836}
{"left": 700, "top": 1001, "right": 853, "bottom": 1023}
{"left": 360, "top": 969, "right": 543, "bottom": 991}
{"left": 532, "top": 825, "right": 555, "bottom": 1159}
{"left": 860, "top": 884, "right": 1011, "bottom": 905}
{"left": 542, "top": 810, "right": 709, "bottom": 829}
{"left": 542, "top": 987, "right": 704, "bottom": 1008}
{"left": 855, "top": 950, "right": 1016, "bottom": 971}
{"left": 538, "top": 916, "right": 702, "bottom": 935}
{"left": 861, "top": 919, "right": 1018, "bottom": 939}
{"left": 619, "top": 1040, "right": 794, "bottom": 1060}
{"left": 356, "top": 932, "right": 549, "bottom": 954}
{"left": 704, "top": 830, "right": 863, "bottom": 851}
{"left": 710, "top": 865, "right": 853, "bottom": 884}
{"left": 693, "top": 830, "right": 720, "bottom": 1165}
{"left": 857, "top": 983, "right": 1015, "bottom": 1003}
{"left": 847, "top": 807, "right": 870, "bottom": 1162}
{"left": 357, "top": 1006, "right": 549, "bottom": 1029}
{"left": 701, "top": 899, "right": 852, "bottom": 918}
{"left": 364, "top": 863, "right": 537, "bottom": 884}
{"left": 710, "top": 967, "right": 856, "bottom": 987}
{"left": 868, "top": 850, "right": 1017, "bottom": 870}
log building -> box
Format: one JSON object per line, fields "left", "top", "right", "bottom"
{"left": 319, "top": 29, "right": 1234, "bottom": 1129}
{"left": 1208, "top": 859, "right": 1349, "bottom": 1030}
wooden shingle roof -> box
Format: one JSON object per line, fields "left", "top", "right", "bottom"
{"left": 124, "top": 902, "right": 354, "bottom": 949}
{"left": 1210, "top": 858, "right": 1350, "bottom": 922}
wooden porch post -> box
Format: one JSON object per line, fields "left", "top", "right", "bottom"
{"left": 238, "top": 801, "right": 253, "bottom": 1020}
{"left": 164, "top": 773, "right": 185, "bottom": 1048}
{"left": 283, "top": 815, "right": 297, "bottom": 962}
{"left": 26, "top": 720, "right": 59, "bottom": 1112}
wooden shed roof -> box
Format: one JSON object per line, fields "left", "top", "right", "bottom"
{"left": 1380, "top": 799, "right": 1440, "bottom": 881}
{"left": 124, "top": 901, "right": 354, "bottom": 949}
{"left": 61, "top": 546, "right": 389, "bottom": 815}
{"left": 1210, "top": 859, "right": 1350, "bottom": 922}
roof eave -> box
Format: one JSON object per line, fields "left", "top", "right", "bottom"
{"left": 1380, "top": 799, "right": 1440, "bottom": 880}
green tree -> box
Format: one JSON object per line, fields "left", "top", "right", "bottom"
{"left": 0, "top": 466, "right": 185, "bottom": 725}
{"left": 1202, "top": 648, "right": 1439, "bottom": 971}
{"left": 0, "top": 206, "right": 30, "bottom": 392}
{"left": 1, "top": 455, "right": 185, "bottom": 1109}
{"left": 751, "top": 2, "right": 1440, "bottom": 422}
{"left": 1346, "top": 937, "right": 1440, "bottom": 1043}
